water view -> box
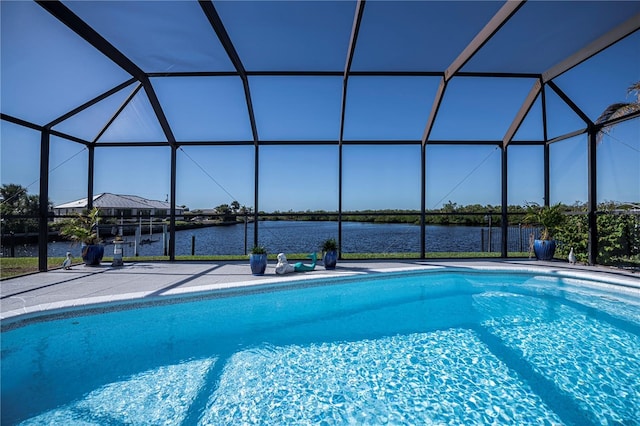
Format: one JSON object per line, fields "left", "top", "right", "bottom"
{"left": 6, "top": 222, "right": 534, "bottom": 258}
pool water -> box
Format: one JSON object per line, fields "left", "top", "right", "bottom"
{"left": 2, "top": 270, "right": 639, "bottom": 425}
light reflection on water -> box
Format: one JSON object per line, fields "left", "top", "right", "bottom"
{"left": 2, "top": 271, "right": 639, "bottom": 425}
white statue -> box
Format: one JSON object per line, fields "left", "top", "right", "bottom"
{"left": 62, "top": 252, "right": 73, "bottom": 270}
{"left": 275, "top": 253, "right": 295, "bottom": 275}
{"left": 275, "top": 252, "right": 317, "bottom": 274}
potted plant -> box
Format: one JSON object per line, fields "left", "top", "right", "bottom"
{"left": 59, "top": 207, "right": 104, "bottom": 266}
{"left": 249, "top": 245, "right": 268, "bottom": 275}
{"left": 524, "top": 203, "right": 566, "bottom": 261}
{"left": 321, "top": 238, "right": 338, "bottom": 270}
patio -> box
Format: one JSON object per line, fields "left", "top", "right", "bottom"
{"left": 2, "top": 259, "right": 638, "bottom": 323}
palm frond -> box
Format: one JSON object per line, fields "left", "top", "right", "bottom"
{"left": 595, "top": 102, "right": 637, "bottom": 125}
{"left": 595, "top": 98, "right": 640, "bottom": 144}
{"left": 627, "top": 81, "right": 640, "bottom": 102}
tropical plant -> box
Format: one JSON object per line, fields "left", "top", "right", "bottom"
{"left": 59, "top": 207, "right": 101, "bottom": 245}
{"left": 321, "top": 238, "right": 337, "bottom": 252}
{"left": 596, "top": 81, "right": 640, "bottom": 143}
{"left": 250, "top": 245, "right": 267, "bottom": 255}
{"left": 523, "top": 203, "right": 566, "bottom": 241}
{"left": 555, "top": 206, "right": 640, "bottom": 267}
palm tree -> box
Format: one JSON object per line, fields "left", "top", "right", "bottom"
{"left": 595, "top": 81, "right": 640, "bottom": 143}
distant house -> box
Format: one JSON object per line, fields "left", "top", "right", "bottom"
{"left": 53, "top": 193, "right": 184, "bottom": 220}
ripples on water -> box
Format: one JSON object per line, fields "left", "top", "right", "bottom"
{"left": 3, "top": 272, "right": 639, "bottom": 425}
{"left": 16, "top": 221, "right": 525, "bottom": 257}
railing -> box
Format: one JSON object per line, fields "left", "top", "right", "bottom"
{"left": 480, "top": 225, "right": 543, "bottom": 254}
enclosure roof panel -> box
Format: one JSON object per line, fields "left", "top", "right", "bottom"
{"left": 62, "top": 0, "right": 235, "bottom": 73}
{"left": 214, "top": 0, "right": 356, "bottom": 71}
{"left": 0, "top": 1, "right": 131, "bottom": 125}
{"left": 1, "top": 1, "right": 638, "bottom": 144}
{"left": 352, "top": 1, "right": 505, "bottom": 72}
{"left": 462, "top": 1, "right": 640, "bottom": 74}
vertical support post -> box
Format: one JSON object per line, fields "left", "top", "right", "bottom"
{"left": 588, "top": 129, "right": 598, "bottom": 265}
{"left": 501, "top": 145, "right": 508, "bottom": 257}
{"left": 420, "top": 142, "right": 426, "bottom": 258}
{"left": 338, "top": 143, "right": 343, "bottom": 260}
{"left": 244, "top": 214, "right": 248, "bottom": 255}
{"left": 488, "top": 215, "right": 492, "bottom": 253}
{"left": 162, "top": 224, "right": 167, "bottom": 256}
{"left": 87, "top": 145, "right": 95, "bottom": 209}
{"left": 169, "top": 145, "right": 177, "bottom": 260}
{"left": 253, "top": 144, "right": 259, "bottom": 248}
{"left": 541, "top": 84, "right": 550, "bottom": 207}
{"left": 543, "top": 144, "right": 550, "bottom": 207}
{"left": 38, "top": 129, "right": 50, "bottom": 272}
{"left": 135, "top": 213, "right": 141, "bottom": 256}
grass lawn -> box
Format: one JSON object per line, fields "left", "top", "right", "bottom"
{"left": 0, "top": 257, "right": 67, "bottom": 280}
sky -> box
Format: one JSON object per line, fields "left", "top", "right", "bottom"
{"left": 1, "top": 0, "right": 639, "bottom": 213}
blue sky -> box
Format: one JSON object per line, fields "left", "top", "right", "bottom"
{"left": 1, "top": 1, "right": 639, "bottom": 212}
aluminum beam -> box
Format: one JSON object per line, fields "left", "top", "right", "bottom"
{"left": 501, "top": 146, "right": 508, "bottom": 258}
{"left": 199, "top": 0, "right": 259, "bottom": 144}
{"left": 422, "top": 1, "right": 524, "bottom": 147}
{"left": 141, "top": 77, "right": 177, "bottom": 146}
{"left": 595, "top": 109, "right": 640, "bottom": 130}
{"left": 36, "top": 1, "right": 145, "bottom": 80}
{"left": 445, "top": 0, "right": 526, "bottom": 81}
{"left": 37, "top": 1, "right": 176, "bottom": 147}
{"left": 93, "top": 84, "right": 143, "bottom": 143}
{"left": 38, "top": 130, "right": 50, "bottom": 272}
{"left": 198, "top": 0, "right": 261, "bottom": 242}
{"left": 47, "top": 79, "right": 137, "bottom": 128}
{"left": 421, "top": 77, "right": 447, "bottom": 145}
{"left": 587, "top": 131, "right": 598, "bottom": 265}
{"left": 503, "top": 79, "right": 542, "bottom": 148}
{"left": 340, "top": 0, "right": 365, "bottom": 143}
{"left": 543, "top": 13, "right": 640, "bottom": 82}
{"left": 169, "top": 146, "right": 177, "bottom": 260}
{"left": 338, "top": 0, "right": 366, "bottom": 258}
{"left": 547, "top": 81, "right": 592, "bottom": 126}
{"left": 1, "top": 114, "right": 43, "bottom": 132}
{"left": 546, "top": 128, "right": 588, "bottom": 145}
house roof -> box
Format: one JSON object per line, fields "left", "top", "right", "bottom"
{"left": 54, "top": 193, "right": 173, "bottom": 210}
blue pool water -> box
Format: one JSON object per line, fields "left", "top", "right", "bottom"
{"left": 2, "top": 270, "right": 639, "bottom": 425}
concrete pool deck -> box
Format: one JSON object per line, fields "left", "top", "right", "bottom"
{"left": 1, "top": 259, "right": 639, "bottom": 322}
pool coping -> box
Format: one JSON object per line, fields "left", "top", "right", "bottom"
{"left": 1, "top": 259, "right": 638, "bottom": 324}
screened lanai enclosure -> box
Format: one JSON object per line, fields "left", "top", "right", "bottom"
{"left": 1, "top": 0, "right": 639, "bottom": 273}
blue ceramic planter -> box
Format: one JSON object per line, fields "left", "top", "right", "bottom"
{"left": 323, "top": 250, "right": 337, "bottom": 270}
{"left": 250, "top": 253, "right": 267, "bottom": 275}
{"left": 533, "top": 239, "right": 556, "bottom": 261}
{"left": 82, "top": 244, "right": 104, "bottom": 266}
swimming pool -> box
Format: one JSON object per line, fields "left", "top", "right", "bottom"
{"left": 2, "top": 269, "right": 639, "bottom": 425}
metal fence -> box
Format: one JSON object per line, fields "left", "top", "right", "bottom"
{"left": 480, "top": 225, "right": 543, "bottom": 254}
